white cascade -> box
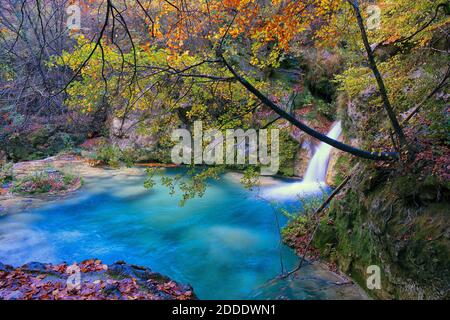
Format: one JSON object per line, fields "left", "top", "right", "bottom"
{"left": 263, "top": 121, "right": 342, "bottom": 200}
{"left": 303, "top": 121, "right": 342, "bottom": 183}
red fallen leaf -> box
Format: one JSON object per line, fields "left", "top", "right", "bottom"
{"left": 81, "top": 287, "right": 95, "bottom": 296}
{"left": 1, "top": 261, "right": 194, "bottom": 300}
{"left": 52, "top": 264, "right": 67, "bottom": 273}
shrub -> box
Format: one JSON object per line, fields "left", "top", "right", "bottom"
{"left": 84, "top": 143, "right": 141, "bottom": 168}
{"left": 0, "top": 162, "right": 13, "bottom": 185}
{"left": 11, "top": 170, "right": 81, "bottom": 195}
{"left": 84, "top": 144, "right": 122, "bottom": 168}
{"left": 315, "top": 99, "right": 335, "bottom": 120}
{"left": 120, "top": 148, "right": 140, "bottom": 167}
{"left": 97, "top": 144, "right": 122, "bottom": 168}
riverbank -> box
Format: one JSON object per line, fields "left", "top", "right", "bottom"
{"left": 0, "top": 259, "right": 195, "bottom": 300}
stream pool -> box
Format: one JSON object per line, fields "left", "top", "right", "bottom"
{"left": 0, "top": 168, "right": 366, "bottom": 299}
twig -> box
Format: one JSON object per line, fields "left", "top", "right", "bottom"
{"left": 220, "top": 54, "right": 399, "bottom": 161}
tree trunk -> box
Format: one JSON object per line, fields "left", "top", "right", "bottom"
{"left": 348, "top": 0, "right": 408, "bottom": 149}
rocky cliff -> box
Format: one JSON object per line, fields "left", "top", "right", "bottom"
{"left": 313, "top": 162, "right": 449, "bottom": 299}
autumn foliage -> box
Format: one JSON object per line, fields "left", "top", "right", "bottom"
{"left": 0, "top": 260, "right": 194, "bottom": 300}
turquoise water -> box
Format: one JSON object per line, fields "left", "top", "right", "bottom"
{"left": 0, "top": 168, "right": 364, "bottom": 299}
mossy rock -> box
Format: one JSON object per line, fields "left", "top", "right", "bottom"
{"left": 284, "top": 162, "right": 450, "bottom": 299}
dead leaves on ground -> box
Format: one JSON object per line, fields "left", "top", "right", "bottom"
{"left": 0, "top": 259, "right": 194, "bottom": 300}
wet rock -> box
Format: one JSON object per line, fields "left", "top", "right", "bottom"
{"left": 293, "top": 147, "right": 311, "bottom": 178}
{"left": 107, "top": 262, "right": 151, "bottom": 279}
{"left": 5, "top": 290, "right": 24, "bottom": 300}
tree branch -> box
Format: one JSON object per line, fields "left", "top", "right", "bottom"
{"left": 220, "top": 54, "right": 398, "bottom": 161}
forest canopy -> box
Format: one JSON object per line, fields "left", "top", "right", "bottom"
{"left": 0, "top": 0, "right": 448, "bottom": 179}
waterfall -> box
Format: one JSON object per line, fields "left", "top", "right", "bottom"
{"left": 303, "top": 121, "right": 342, "bottom": 183}
{"left": 263, "top": 121, "right": 342, "bottom": 199}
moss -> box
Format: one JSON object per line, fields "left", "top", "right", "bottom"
{"left": 279, "top": 166, "right": 294, "bottom": 177}
{"left": 320, "top": 191, "right": 379, "bottom": 272}
{"left": 4, "top": 126, "right": 86, "bottom": 162}
{"left": 283, "top": 161, "right": 450, "bottom": 299}
{"left": 282, "top": 215, "right": 309, "bottom": 241}
{"left": 332, "top": 153, "right": 352, "bottom": 186}
{"left": 277, "top": 131, "right": 300, "bottom": 177}
{"left": 312, "top": 218, "right": 337, "bottom": 252}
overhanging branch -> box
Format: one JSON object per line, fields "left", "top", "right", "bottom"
{"left": 220, "top": 55, "right": 399, "bottom": 161}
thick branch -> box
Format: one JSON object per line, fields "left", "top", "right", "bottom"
{"left": 220, "top": 55, "right": 398, "bottom": 161}
{"left": 400, "top": 2, "right": 449, "bottom": 45}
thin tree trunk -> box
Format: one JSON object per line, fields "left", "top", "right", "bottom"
{"left": 348, "top": 0, "right": 408, "bottom": 149}
{"left": 221, "top": 55, "right": 398, "bottom": 161}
